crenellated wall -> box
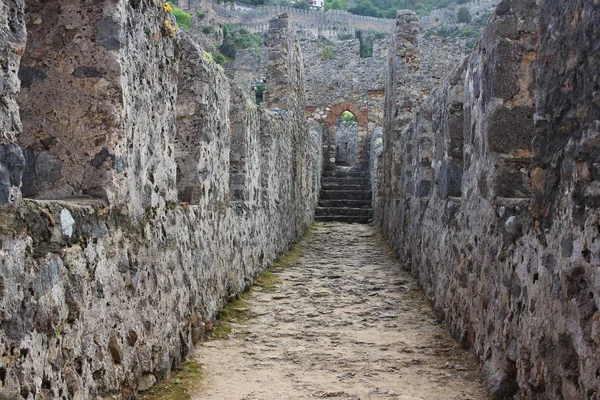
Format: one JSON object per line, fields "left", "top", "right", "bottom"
{"left": 0, "top": 3, "right": 320, "bottom": 399}
{"left": 376, "top": 1, "right": 600, "bottom": 399}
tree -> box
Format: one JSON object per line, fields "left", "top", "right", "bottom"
{"left": 348, "top": 0, "right": 381, "bottom": 17}
{"left": 457, "top": 6, "right": 472, "bottom": 23}
{"left": 293, "top": 0, "right": 311, "bottom": 9}
{"left": 325, "top": 0, "right": 346, "bottom": 11}
{"left": 341, "top": 111, "right": 357, "bottom": 123}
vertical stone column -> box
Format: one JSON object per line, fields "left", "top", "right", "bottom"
{"left": 378, "top": 9, "right": 421, "bottom": 236}
{"left": 0, "top": 0, "right": 26, "bottom": 205}
{"left": 390, "top": 10, "right": 422, "bottom": 128}
{"left": 264, "top": 14, "right": 293, "bottom": 109}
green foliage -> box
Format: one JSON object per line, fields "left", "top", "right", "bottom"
{"left": 325, "top": 0, "right": 346, "bottom": 10}
{"left": 201, "top": 25, "right": 214, "bottom": 34}
{"left": 167, "top": 2, "right": 191, "bottom": 30}
{"left": 255, "top": 82, "right": 266, "bottom": 104}
{"left": 356, "top": 31, "right": 385, "bottom": 58}
{"left": 229, "top": 27, "right": 264, "bottom": 49}
{"left": 457, "top": 6, "right": 472, "bottom": 23}
{"left": 293, "top": 0, "right": 311, "bottom": 9}
{"left": 195, "top": 10, "right": 205, "bottom": 18}
{"left": 348, "top": 0, "right": 380, "bottom": 17}
{"left": 323, "top": 0, "right": 478, "bottom": 19}
{"left": 212, "top": 52, "right": 226, "bottom": 64}
{"left": 322, "top": 46, "right": 336, "bottom": 59}
{"left": 139, "top": 359, "right": 203, "bottom": 400}
{"left": 341, "top": 111, "right": 357, "bottom": 123}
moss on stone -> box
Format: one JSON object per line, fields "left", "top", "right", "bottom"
{"left": 138, "top": 359, "right": 204, "bottom": 400}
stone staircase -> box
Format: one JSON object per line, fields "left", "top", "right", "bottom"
{"left": 315, "top": 168, "right": 373, "bottom": 224}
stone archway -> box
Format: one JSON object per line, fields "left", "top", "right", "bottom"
{"left": 323, "top": 101, "right": 368, "bottom": 128}
{"left": 321, "top": 101, "right": 369, "bottom": 171}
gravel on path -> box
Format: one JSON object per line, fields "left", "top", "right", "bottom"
{"left": 194, "top": 222, "right": 488, "bottom": 400}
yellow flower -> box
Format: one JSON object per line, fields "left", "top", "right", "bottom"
{"left": 163, "top": 2, "right": 173, "bottom": 12}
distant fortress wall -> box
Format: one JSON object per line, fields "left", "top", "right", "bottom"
{"left": 190, "top": 0, "right": 395, "bottom": 34}
{"left": 187, "top": 0, "right": 499, "bottom": 37}
{"left": 213, "top": 4, "right": 395, "bottom": 33}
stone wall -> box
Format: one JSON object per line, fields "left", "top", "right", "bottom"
{"left": 213, "top": 5, "right": 395, "bottom": 35}
{"left": 301, "top": 38, "right": 388, "bottom": 170}
{"left": 376, "top": 1, "right": 600, "bottom": 398}
{"left": 0, "top": 3, "right": 320, "bottom": 399}
{"left": 420, "top": 0, "right": 500, "bottom": 28}
{"left": 0, "top": 0, "right": 26, "bottom": 206}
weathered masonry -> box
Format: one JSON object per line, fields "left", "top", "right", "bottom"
{"left": 0, "top": 2, "right": 319, "bottom": 398}
{"left": 374, "top": 2, "right": 600, "bottom": 399}
{"left": 1, "top": 0, "right": 599, "bottom": 398}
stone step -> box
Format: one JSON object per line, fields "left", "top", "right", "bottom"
{"left": 324, "top": 171, "right": 369, "bottom": 177}
{"left": 322, "top": 177, "right": 370, "bottom": 186}
{"left": 315, "top": 207, "right": 373, "bottom": 217}
{"left": 318, "top": 199, "right": 372, "bottom": 208}
{"left": 321, "top": 183, "right": 371, "bottom": 191}
{"left": 323, "top": 172, "right": 371, "bottom": 179}
{"left": 320, "top": 190, "right": 371, "bottom": 200}
{"left": 314, "top": 215, "right": 372, "bottom": 224}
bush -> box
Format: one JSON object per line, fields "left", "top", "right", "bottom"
{"left": 168, "top": 2, "right": 192, "bottom": 30}
{"left": 457, "top": 7, "right": 472, "bottom": 23}
{"left": 212, "top": 52, "right": 226, "bottom": 64}
{"left": 293, "top": 0, "right": 311, "bottom": 9}
{"left": 201, "top": 26, "right": 214, "bottom": 35}
{"left": 229, "top": 28, "right": 263, "bottom": 49}
{"left": 341, "top": 111, "right": 356, "bottom": 123}
{"left": 322, "top": 46, "right": 335, "bottom": 59}
{"left": 255, "top": 81, "right": 266, "bottom": 104}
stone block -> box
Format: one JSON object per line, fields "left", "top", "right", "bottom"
{"left": 488, "top": 106, "right": 535, "bottom": 154}
{"left": 494, "top": 159, "right": 532, "bottom": 198}
{"left": 484, "top": 39, "right": 522, "bottom": 102}
{"left": 438, "top": 159, "right": 463, "bottom": 199}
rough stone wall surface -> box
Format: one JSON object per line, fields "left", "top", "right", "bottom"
{"left": 335, "top": 120, "right": 358, "bottom": 167}
{"left": 223, "top": 11, "right": 466, "bottom": 172}
{"left": 420, "top": 0, "right": 500, "bottom": 28}
{"left": 376, "top": 1, "right": 600, "bottom": 399}
{"left": 301, "top": 37, "right": 388, "bottom": 170}
{"left": 16, "top": 0, "right": 178, "bottom": 218}
{"left": 0, "top": 6, "right": 320, "bottom": 400}
{"left": 224, "top": 47, "right": 267, "bottom": 95}
{"left": 0, "top": 0, "right": 26, "bottom": 205}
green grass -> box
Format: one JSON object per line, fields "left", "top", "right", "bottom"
{"left": 322, "top": 46, "right": 336, "bottom": 59}
{"left": 210, "top": 292, "right": 252, "bottom": 340}
{"left": 208, "top": 229, "right": 310, "bottom": 339}
{"left": 138, "top": 359, "right": 204, "bottom": 400}
{"left": 168, "top": 2, "right": 192, "bottom": 30}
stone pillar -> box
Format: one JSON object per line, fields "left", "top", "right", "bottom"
{"left": 390, "top": 10, "right": 422, "bottom": 129}
{"left": 378, "top": 9, "right": 421, "bottom": 233}
{"left": 0, "top": 0, "right": 26, "bottom": 205}
{"left": 264, "top": 13, "right": 293, "bottom": 109}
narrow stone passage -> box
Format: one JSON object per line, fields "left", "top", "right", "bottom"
{"left": 193, "top": 223, "right": 487, "bottom": 400}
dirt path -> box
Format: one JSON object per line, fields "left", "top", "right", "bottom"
{"left": 193, "top": 223, "right": 488, "bottom": 400}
